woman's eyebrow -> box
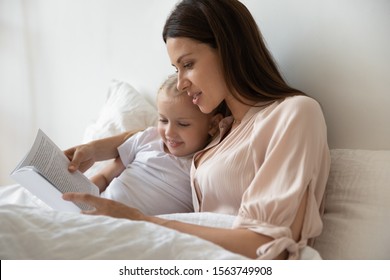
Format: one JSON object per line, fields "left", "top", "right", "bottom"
{"left": 175, "top": 53, "right": 192, "bottom": 64}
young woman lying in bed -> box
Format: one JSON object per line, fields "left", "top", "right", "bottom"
{"left": 64, "top": 0, "right": 330, "bottom": 260}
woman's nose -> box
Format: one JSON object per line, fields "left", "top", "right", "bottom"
{"left": 177, "top": 73, "right": 189, "bottom": 92}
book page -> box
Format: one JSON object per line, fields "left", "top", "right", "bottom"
{"left": 12, "top": 129, "right": 99, "bottom": 210}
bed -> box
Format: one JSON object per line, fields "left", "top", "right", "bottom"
{"left": 1, "top": 80, "right": 389, "bottom": 260}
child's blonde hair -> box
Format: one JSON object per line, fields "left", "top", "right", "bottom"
{"left": 158, "top": 73, "right": 229, "bottom": 117}
{"left": 158, "top": 74, "right": 180, "bottom": 97}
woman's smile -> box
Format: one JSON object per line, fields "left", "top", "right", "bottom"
{"left": 191, "top": 92, "right": 202, "bottom": 105}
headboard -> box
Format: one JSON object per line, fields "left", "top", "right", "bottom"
{"left": 1, "top": 0, "right": 389, "bottom": 185}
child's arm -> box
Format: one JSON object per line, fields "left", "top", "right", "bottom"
{"left": 90, "top": 157, "right": 126, "bottom": 193}
{"left": 66, "top": 130, "right": 141, "bottom": 173}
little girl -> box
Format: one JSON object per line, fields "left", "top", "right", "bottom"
{"left": 91, "top": 74, "right": 223, "bottom": 215}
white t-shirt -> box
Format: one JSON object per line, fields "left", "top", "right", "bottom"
{"left": 101, "top": 127, "right": 193, "bottom": 215}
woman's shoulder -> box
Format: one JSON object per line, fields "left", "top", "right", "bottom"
{"left": 276, "top": 95, "right": 327, "bottom": 130}
{"left": 271, "top": 95, "right": 324, "bottom": 120}
{"left": 281, "top": 95, "right": 321, "bottom": 111}
{"left": 253, "top": 95, "right": 322, "bottom": 118}
{"left": 252, "top": 95, "right": 325, "bottom": 129}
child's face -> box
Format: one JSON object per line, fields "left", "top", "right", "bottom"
{"left": 157, "top": 89, "right": 217, "bottom": 157}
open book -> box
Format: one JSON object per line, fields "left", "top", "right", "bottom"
{"left": 10, "top": 129, "right": 99, "bottom": 212}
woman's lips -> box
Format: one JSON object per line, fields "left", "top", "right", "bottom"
{"left": 191, "top": 92, "right": 201, "bottom": 105}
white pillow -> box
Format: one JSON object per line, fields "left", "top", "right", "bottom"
{"left": 83, "top": 79, "right": 158, "bottom": 176}
{"left": 312, "top": 149, "right": 390, "bottom": 259}
{"left": 84, "top": 79, "right": 157, "bottom": 141}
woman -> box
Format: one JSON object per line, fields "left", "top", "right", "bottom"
{"left": 64, "top": 0, "right": 330, "bottom": 259}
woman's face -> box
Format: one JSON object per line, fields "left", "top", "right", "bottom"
{"left": 166, "top": 37, "right": 230, "bottom": 114}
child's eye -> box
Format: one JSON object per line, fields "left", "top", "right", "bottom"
{"left": 178, "top": 122, "right": 190, "bottom": 127}
{"left": 159, "top": 119, "right": 168, "bottom": 124}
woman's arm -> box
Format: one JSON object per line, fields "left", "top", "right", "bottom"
{"left": 62, "top": 193, "right": 305, "bottom": 259}
{"left": 150, "top": 216, "right": 279, "bottom": 259}
{"left": 64, "top": 130, "right": 139, "bottom": 173}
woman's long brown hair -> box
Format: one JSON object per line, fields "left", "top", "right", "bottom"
{"left": 162, "top": 0, "right": 305, "bottom": 104}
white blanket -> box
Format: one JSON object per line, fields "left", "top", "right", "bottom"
{"left": 0, "top": 184, "right": 320, "bottom": 260}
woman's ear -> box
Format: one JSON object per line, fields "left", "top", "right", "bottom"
{"left": 208, "top": 113, "right": 223, "bottom": 137}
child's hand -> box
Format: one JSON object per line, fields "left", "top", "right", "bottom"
{"left": 64, "top": 144, "right": 96, "bottom": 173}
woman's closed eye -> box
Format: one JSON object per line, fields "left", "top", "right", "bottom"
{"left": 159, "top": 119, "right": 168, "bottom": 124}
{"left": 183, "top": 62, "right": 193, "bottom": 69}
{"left": 173, "top": 62, "right": 193, "bottom": 73}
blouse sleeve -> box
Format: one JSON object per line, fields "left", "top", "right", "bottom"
{"left": 233, "top": 96, "right": 331, "bottom": 259}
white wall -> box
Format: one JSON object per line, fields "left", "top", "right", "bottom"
{"left": 1, "top": 0, "right": 389, "bottom": 185}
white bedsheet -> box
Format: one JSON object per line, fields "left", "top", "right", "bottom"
{"left": 0, "top": 184, "right": 321, "bottom": 260}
